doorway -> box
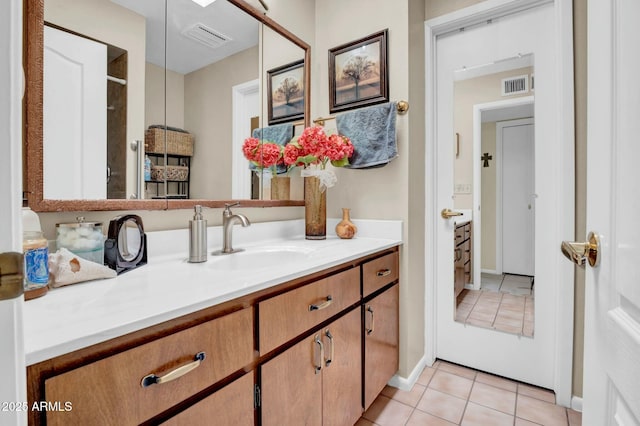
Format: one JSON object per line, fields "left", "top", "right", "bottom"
{"left": 424, "top": 0, "right": 575, "bottom": 405}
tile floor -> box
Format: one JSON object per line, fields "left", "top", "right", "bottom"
{"left": 358, "top": 360, "right": 582, "bottom": 426}
{"left": 455, "top": 274, "right": 534, "bottom": 336}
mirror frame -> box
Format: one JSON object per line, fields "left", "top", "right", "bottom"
{"left": 24, "top": 0, "right": 309, "bottom": 212}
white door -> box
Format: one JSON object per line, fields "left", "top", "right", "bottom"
{"left": 500, "top": 120, "right": 534, "bottom": 276}
{"left": 0, "top": 0, "right": 27, "bottom": 424}
{"left": 581, "top": 0, "right": 640, "bottom": 423}
{"left": 429, "top": 1, "right": 574, "bottom": 396}
{"left": 44, "top": 25, "right": 107, "bottom": 199}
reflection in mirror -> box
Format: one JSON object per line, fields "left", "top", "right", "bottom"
{"left": 43, "top": 0, "right": 166, "bottom": 201}
{"left": 452, "top": 54, "right": 535, "bottom": 337}
{"left": 118, "top": 219, "right": 142, "bottom": 262}
{"left": 32, "top": 0, "right": 307, "bottom": 208}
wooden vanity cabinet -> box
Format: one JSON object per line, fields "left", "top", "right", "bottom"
{"left": 37, "top": 307, "right": 254, "bottom": 426}
{"left": 454, "top": 221, "right": 472, "bottom": 297}
{"left": 260, "top": 308, "right": 362, "bottom": 426}
{"left": 362, "top": 252, "right": 400, "bottom": 410}
{"left": 162, "top": 373, "right": 254, "bottom": 426}
{"left": 28, "top": 247, "right": 401, "bottom": 426}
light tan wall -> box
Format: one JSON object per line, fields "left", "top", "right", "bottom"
{"left": 45, "top": 0, "right": 146, "bottom": 205}
{"left": 145, "top": 63, "right": 185, "bottom": 130}
{"left": 480, "top": 122, "right": 496, "bottom": 270}
{"left": 315, "top": 0, "right": 426, "bottom": 378}
{"left": 453, "top": 67, "right": 533, "bottom": 210}
{"left": 426, "top": 0, "right": 485, "bottom": 18}
{"left": 185, "top": 46, "right": 259, "bottom": 200}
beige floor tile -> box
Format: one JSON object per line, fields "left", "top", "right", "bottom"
{"left": 355, "top": 418, "right": 378, "bottom": 426}
{"left": 475, "top": 372, "right": 518, "bottom": 392}
{"left": 416, "top": 389, "right": 467, "bottom": 424}
{"left": 494, "top": 322, "right": 524, "bottom": 335}
{"left": 479, "top": 292, "right": 502, "bottom": 301}
{"left": 495, "top": 311, "right": 524, "bottom": 323}
{"left": 381, "top": 384, "right": 426, "bottom": 408}
{"left": 459, "top": 290, "right": 480, "bottom": 303}
{"left": 568, "top": 409, "right": 582, "bottom": 426}
{"left": 461, "top": 402, "right": 514, "bottom": 426}
{"left": 467, "top": 310, "right": 497, "bottom": 322}
{"left": 362, "top": 395, "right": 414, "bottom": 426}
{"left": 406, "top": 409, "right": 457, "bottom": 426}
{"left": 465, "top": 317, "right": 494, "bottom": 329}
{"left": 438, "top": 362, "right": 477, "bottom": 380}
{"left": 469, "top": 382, "right": 516, "bottom": 415}
{"left": 471, "top": 304, "right": 500, "bottom": 315}
{"left": 523, "top": 321, "right": 534, "bottom": 337}
{"left": 516, "top": 394, "right": 568, "bottom": 426}
{"left": 518, "top": 383, "right": 556, "bottom": 403}
{"left": 515, "top": 417, "right": 541, "bottom": 425}
{"left": 429, "top": 370, "right": 474, "bottom": 399}
{"left": 417, "top": 366, "right": 437, "bottom": 386}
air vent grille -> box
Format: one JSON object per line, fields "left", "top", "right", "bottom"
{"left": 501, "top": 75, "right": 529, "bottom": 96}
{"left": 182, "top": 23, "right": 232, "bottom": 49}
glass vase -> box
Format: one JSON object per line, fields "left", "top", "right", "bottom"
{"left": 304, "top": 176, "right": 326, "bottom": 240}
{"left": 270, "top": 176, "right": 291, "bottom": 200}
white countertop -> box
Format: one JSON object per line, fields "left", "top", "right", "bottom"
{"left": 23, "top": 219, "right": 402, "bottom": 365}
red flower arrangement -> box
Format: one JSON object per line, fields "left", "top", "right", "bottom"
{"left": 242, "top": 137, "right": 283, "bottom": 176}
{"left": 283, "top": 126, "right": 354, "bottom": 170}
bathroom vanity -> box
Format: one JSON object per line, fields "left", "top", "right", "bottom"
{"left": 24, "top": 220, "right": 401, "bottom": 425}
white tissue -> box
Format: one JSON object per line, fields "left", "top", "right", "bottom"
{"left": 301, "top": 168, "right": 337, "bottom": 192}
{"left": 49, "top": 248, "right": 116, "bottom": 288}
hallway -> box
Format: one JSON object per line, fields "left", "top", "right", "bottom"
{"left": 358, "top": 361, "right": 581, "bottom": 426}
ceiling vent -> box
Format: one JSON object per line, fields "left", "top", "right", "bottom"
{"left": 501, "top": 75, "right": 529, "bottom": 96}
{"left": 182, "top": 23, "right": 232, "bottom": 49}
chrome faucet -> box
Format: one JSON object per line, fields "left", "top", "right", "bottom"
{"left": 220, "top": 202, "right": 250, "bottom": 254}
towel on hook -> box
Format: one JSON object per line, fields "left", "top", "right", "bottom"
{"left": 336, "top": 102, "right": 398, "bottom": 169}
{"left": 251, "top": 123, "right": 294, "bottom": 174}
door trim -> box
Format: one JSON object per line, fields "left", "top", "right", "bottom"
{"left": 231, "top": 79, "right": 259, "bottom": 199}
{"left": 424, "top": 0, "right": 575, "bottom": 406}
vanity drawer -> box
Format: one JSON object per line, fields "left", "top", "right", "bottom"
{"left": 259, "top": 267, "right": 360, "bottom": 355}
{"left": 363, "top": 251, "right": 400, "bottom": 296}
{"left": 45, "top": 307, "right": 254, "bottom": 426}
{"left": 455, "top": 225, "right": 465, "bottom": 243}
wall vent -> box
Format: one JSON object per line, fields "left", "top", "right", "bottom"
{"left": 501, "top": 75, "right": 529, "bottom": 96}
{"left": 182, "top": 23, "right": 232, "bottom": 49}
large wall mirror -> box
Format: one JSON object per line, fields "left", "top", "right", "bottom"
{"left": 24, "top": 0, "right": 309, "bottom": 212}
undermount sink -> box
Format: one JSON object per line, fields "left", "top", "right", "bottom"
{"left": 207, "top": 246, "right": 314, "bottom": 270}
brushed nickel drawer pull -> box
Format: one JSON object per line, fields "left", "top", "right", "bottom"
{"left": 366, "top": 306, "right": 375, "bottom": 335}
{"left": 324, "top": 330, "right": 334, "bottom": 367}
{"left": 309, "top": 295, "right": 333, "bottom": 311}
{"left": 376, "top": 269, "right": 391, "bottom": 277}
{"left": 314, "top": 335, "right": 324, "bottom": 374}
{"left": 141, "top": 351, "right": 206, "bottom": 388}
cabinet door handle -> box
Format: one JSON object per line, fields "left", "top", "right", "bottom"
{"left": 366, "top": 306, "right": 375, "bottom": 335}
{"left": 141, "top": 351, "right": 205, "bottom": 388}
{"left": 309, "top": 295, "right": 333, "bottom": 311}
{"left": 454, "top": 248, "right": 462, "bottom": 262}
{"left": 324, "top": 330, "right": 334, "bottom": 367}
{"left": 376, "top": 268, "right": 391, "bottom": 277}
{"left": 314, "top": 335, "right": 324, "bottom": 374}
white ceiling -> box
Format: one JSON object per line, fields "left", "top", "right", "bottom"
{"left": 111, "top": 0, "right": 259, "bottom": 75}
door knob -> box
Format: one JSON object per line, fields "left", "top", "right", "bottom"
{"left": 441, "top": 208, "right": 463, "bottom": 219}
{"left": 561, "top": 231, "right": 600, "bottom": 267}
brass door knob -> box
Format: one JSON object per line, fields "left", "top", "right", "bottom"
{"left": 561, "top": 231, "right": 600, "bottom": 267}
{"left": 441, "top": 208, "right": 463, "bottom": 219}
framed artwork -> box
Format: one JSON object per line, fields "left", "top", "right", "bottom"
{"left": 329, "top": 29, "right": 388, "bottom": 113}
{"left": 267, "top": 59, "right": 305, "bottom": 125}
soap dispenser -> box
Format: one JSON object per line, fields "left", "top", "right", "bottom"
{"left": 189, "top": 205, "right": 207, "bottom": 263}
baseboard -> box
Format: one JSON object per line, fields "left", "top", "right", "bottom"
{"left": 387, "top": 355, "right": 428, "bottom": 392}
{"left": 571, "top": 396, "right": 583, "bottom": 412}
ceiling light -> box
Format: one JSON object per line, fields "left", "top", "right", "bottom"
{"left": 191, "top": 0, "right": 216, "bottom": 7}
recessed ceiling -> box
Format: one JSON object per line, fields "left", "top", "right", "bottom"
{"left": 110, "top": 0, "right": 259, "bottom": 75}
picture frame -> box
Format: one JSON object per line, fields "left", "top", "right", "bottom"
{"left": 329, "top": 29, "right": 389, "bottom": 114}
{"left": 267, "top": 59, "right": 305, "bottom": 125}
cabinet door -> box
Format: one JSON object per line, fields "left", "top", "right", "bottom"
{"left": 162, "top": 373, "right": 254, "bottom": 426}
{"left": 322, "top": 309, "right": 362, "bottom": 426}
{"left": 363, "top": 283, "right": 399, "bottom": 410}
{"left": 261, "top": 334, "right": 322, "bottom": 426}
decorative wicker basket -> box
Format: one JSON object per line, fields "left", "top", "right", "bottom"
{"left": 150, "top": 165, "right": 189, "bottom": 182}
{"left": 145, "top": 128, "right": 194, "bottom": 156}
